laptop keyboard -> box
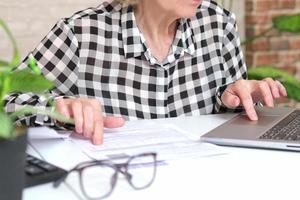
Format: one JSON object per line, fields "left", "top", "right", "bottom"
{"left": 259, "top": 110, "right": 300, "bottom": 141}
{"left": 25, "top": 154, "right": 67, "bottom": 188}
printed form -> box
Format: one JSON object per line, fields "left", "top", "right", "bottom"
{"left": 28, "top": 120, "right": 227, "bottom": 169}
{"left": 67, "top": 120, "right": 227, "bottom": 164}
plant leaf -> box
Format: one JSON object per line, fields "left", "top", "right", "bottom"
{"left": 0, "top": 59, "right": 10, "bottom": 67}
{"left": 9, "top": 106, "right": 75, "bottom": 125}
{"left": 5, "top": 71, "right": 54, "bottom": 94}
{"left": 248, "top": 66, "right": 300, "bottom": 101}
{"left": 273, "top": 14, "right": 300, "bottom": 33}
{"left": 0, "top": 18, "right": 20, "bottom": 68}
{"left": 0, "top": 112, "right": 13, "bottom": 139}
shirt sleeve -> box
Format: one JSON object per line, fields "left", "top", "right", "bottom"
{"left": 213, "top": 13, "right": 247, "bottom": 113}
{"left": 4, "top": 19, "right": 79, "bottom": 126}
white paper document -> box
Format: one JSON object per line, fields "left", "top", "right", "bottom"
{"left": 69, "top": 120, "right": 226, "bottom": 163}
{"left": 27, "top": 139, "right": 91, "bottom": 170}
{"left": 28, "top": 120, "right": 226, "bottom": 170}
{"left": 28, "top": 127, "right": 70, "bottom": 140}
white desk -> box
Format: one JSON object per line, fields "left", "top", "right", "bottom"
{"left": 24, "top": 114, "right": 300, "bottom": 200}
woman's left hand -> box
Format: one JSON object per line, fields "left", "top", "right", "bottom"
{"left": 221, "top": 78, "right": 287, "bottom": 121}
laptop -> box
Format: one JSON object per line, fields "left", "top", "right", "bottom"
{"left": 201, "top": 107, "right": 300, "bottom": 151}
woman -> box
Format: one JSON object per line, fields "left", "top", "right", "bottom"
{"left": 5, "top": 0, "right": 287, "bottom": 145}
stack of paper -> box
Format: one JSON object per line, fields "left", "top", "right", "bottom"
{"left": 27, "top": 120, "right": 227, "bottom": 169}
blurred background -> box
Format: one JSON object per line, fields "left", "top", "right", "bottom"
{"left": 218, "top": 0, "right": 300, "bottom": 108}
{"left": 0, "top": 0, "right": 299, "bottom": 107}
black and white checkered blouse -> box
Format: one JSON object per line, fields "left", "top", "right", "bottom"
{"left": 5, "top": 0, "right": 247, "bottom": 126}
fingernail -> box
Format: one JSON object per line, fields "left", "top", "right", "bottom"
{"left": 76, "top": 126, "right": 82, "bottom": 134}
{"left": 267, "top": 98, "right": 274, "bottom": 108}
{"left": 250, "top": 112, "right": 258, "bottom": 121}
{"left": 93, "top": 138, "right": 102, "bottom": 145}
{"left": 234, "top": 97, "right": 240, "bottom": 106}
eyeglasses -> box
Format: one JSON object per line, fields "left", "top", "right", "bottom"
{"left": 53, "top": 152, "right": 157, "bottom": 199}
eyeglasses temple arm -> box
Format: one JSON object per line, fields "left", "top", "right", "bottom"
{"left": 53, "top": 172, "right": 69, "bottom": 188}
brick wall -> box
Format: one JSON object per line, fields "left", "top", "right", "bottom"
{"left": 245, "top": 0, "right": 300, "bottom": 80}
{"left": 0, "top": 0, "right": 104, "bottom": 61}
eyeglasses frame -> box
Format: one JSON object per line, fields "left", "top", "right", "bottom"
{"left": 53, "top": 152, "right": 157, "bottom": 200}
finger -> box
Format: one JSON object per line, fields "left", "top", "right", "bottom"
{"left": 221, "top": 90, "right": 241, "bottom": 109}
{"left": 71, "top": 100, "right": 84, "bottom": 134}
{"left": 240, "top": 93, "right": 258, "bottom": 121}
{"left": 263, "top": 78, "right": 279, "bottom": 98}
{"left": 104, "top": 117, "right": 125, "bottom": 128}
{"left": 257, "top": 81, "right": 274, "bottom": 108}
{"left": 93, "top": 118, "right": 103, "bottom": 145}
{"left": 234, "top": 83, "right": 258, "bottom": 121}
{"left": 90, "top": 99, "right": 104, "bottom": 145}
{"left": 275, "top": 80, "right": 287, "bottom": 96}
{"left": 82, "top": 103, "right": 94, "bottom": 138}
{"left": 55, "top": 98, "right": 70, "bottom": 118}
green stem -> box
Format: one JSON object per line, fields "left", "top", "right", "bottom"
{"left": 0, "top": 87, "right": 6, "bottom": 113}
{"left": 241, "top": 26, "right": 274, "bottom": 46}
{"left": 0, "top": 72, "right": 11, "bottom": 112}
{"left": 0, "top": 18, "right": 20, "bottom": 68}
{"left": 9, "top": 106, "right": 75, "bottom": 125}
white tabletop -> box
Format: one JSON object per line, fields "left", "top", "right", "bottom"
{"left": 24, "top": 114, "right": 300, "bottom": 200}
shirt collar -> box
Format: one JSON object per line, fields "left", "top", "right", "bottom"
{"left": 121, "top": 6, "right": 196, "bottom": 61}
{"left": 177, "top": 18, "right": 196, "bottom": 56}
{"left": 121, "top": 6, "right": 145, "bottom": 59}
{"left": 158, "top": 19, "right": 195, "bottom": 66}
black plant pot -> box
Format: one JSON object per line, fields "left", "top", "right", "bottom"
{"left": 0, "top": 127, "right": 27, "bottom": 200}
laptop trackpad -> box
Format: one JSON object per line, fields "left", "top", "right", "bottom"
{"left": 221, "top": 114, "right": 282, "bottom": 139}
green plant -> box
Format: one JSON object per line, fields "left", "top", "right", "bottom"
{"left": 242, "top": 13, "right": 300, "bottom": 46}
{"left": 0, "top": 19, "right": 74, "bottom": 139}
{"left": 243, "top": 13, "right": 300, "bottom": 102}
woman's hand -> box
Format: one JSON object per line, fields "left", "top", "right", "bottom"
{"left": 55, "top": 98, "right": 125, "bottom": 145}
{"left": 221, "top": 78, "right": 287, "bottom": 121}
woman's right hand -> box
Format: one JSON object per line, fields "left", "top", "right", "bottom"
{"left": 55, "top": 98, "right": 125, "bottom": 145}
